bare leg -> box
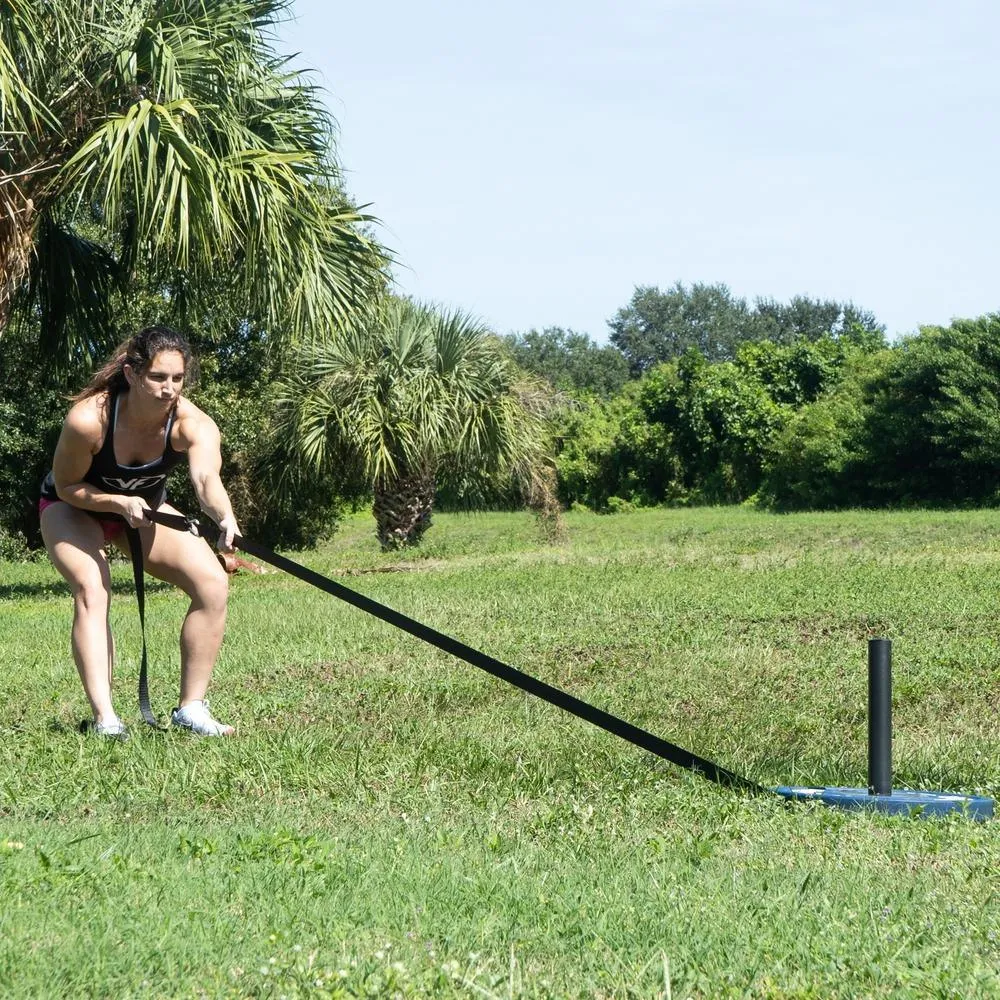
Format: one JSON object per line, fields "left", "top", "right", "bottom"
{"left": 122, "top": 505, "right": 232, "bottom": 727}
{"left": 41, "top": 504, "right": 118, "bottom": 724}
{"left": 177, "top": 584, "right": 228, "bottom": 705}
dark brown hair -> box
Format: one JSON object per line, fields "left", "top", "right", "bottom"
{"left": 73, "top": 325, "right": 198, "bottom": 402}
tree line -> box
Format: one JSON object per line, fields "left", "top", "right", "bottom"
{"left": 503, "top": 285, "right": 1000, "bottom": 515}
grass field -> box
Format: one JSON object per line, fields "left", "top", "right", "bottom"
{"left": 1, "top": 506, "right": 999, "bottom": 998}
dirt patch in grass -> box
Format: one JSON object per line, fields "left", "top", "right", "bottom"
{"left": 332, "top": 559, "right": 449, "bottom": 575}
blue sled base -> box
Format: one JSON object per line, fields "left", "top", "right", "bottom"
{"left": 774, "top": 786, "right": 994, "bottom": 820}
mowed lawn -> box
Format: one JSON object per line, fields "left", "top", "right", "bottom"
{"left": 1, "top": 506, "right": 999, "bottom": 998}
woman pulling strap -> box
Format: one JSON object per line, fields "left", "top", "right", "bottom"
{"left": 39, "top": 325, "right": 240, "bottom": 740}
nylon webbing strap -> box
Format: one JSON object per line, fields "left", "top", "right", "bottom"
{"left": 124, "top": 524, "right": 162, "bottom": 728}
{"left": 145, "top": 509, "right": 762, "bottom": 793}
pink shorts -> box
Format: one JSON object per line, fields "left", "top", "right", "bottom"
{"left": 38, "top": 497, "right": 126, "bottom": 543}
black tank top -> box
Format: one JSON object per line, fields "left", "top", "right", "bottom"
{"left": 41, "top": 391, "right": 184, "bottom": 508}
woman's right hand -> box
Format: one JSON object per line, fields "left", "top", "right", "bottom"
{"left": 118, "top": 496, "right": 151, "bottom": 528}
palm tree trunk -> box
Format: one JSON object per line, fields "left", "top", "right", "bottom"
{"left": 0, "top": 242, "right": 29, "bottom": 336}
{"left": 0, "top": 174, "right": 41, "bottom": 337}
{"left": 373, "top": 471, "right": 436, "bottom": 550}
{"left": 526, "top": 462, "right": 565, "bottom": 543}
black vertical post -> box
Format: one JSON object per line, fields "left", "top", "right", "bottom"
{"left": 868, "top": 638, "right": 892, "bottom": 796}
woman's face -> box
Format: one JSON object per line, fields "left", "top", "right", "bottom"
{"left": 130, "top": 349, "right": 186, "bottom": 405}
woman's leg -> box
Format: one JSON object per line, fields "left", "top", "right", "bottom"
{"left": 121, "top": 504, "right": 232, "bottom": 718}
{"left": 40, "top": 503, "right": 117, "bottom": 724}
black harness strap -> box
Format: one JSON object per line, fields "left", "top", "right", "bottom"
{"left": 144, "top": 509, "right": 763, "bottom": 793}
{"left": 124, "top": 524, "right": 162, "bottom": 728}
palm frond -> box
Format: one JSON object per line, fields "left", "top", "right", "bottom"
{"left": 22, "top": 211, "right": 123, "bottom": 365}
{"left": 3, "top": 0, "right": 390, "bottom": 347}
{"left": 0, "top": 0, "right": 74, "bottom": 136}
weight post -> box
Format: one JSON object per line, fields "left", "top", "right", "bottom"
{"left": 776, "top": 639, "right": 994, "bottom": 820}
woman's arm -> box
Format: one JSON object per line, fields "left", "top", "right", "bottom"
{"left": 180, "top": 408, "right": 241, "bottom": 550}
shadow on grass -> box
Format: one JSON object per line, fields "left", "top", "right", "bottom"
{"left": 0, "top": 579, "right": 175, "bottom": 601}
{"left": 48, "top": 718, "right": 86, "bottom": 736}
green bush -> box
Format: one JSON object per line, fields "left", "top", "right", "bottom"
{"left": 735, "top": 335, "right": 858, "bottom": 407}
{"left": 0, "top": 526, "right": 33, "bottom": 562}
{"left": 554, "top": 336, "right": 887, "bottom": 512}
{"left": 758, "top": 373, "right": 875, "bottom": 510}
{"left": 0, "top": 327, "right": 67, "bottom": 550}
{"left": 553, "top": 386, "right": 672, "bottom": 510}
{"left": 637, "top": 352, "right": 790, "bottom": 504}
{"left": 859, "top": 318, "right": 1000, "bottom": 505}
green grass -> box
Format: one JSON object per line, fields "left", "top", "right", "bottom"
{"left": 1, "top": 506, "right": 999, "bottom": 998}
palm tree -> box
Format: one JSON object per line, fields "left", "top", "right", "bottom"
{"left": 277, "top": 299, "right": 558, "bottom": 549}
{"left": 0, "top": 0, "right": 386, "bottom": 353}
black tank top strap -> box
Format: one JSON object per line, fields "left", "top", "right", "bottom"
{"left": 94, "top": 390, "right": 121, "bottom": 465}
{"left": 162, "top": 401, "right": 180, "bottom": 460}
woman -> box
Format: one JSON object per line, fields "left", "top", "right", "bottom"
{"left": 40, "top": 325, "right": 240, "bottom": 739}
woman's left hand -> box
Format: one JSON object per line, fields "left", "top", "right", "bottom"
{"left": 216, "top": 514, "right": 241, "bottom": 552}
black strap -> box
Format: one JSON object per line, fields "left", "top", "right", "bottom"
{"left": 124, "top": 524, "right": 162, "bottom": 728}
{"left": 145, "top": 508, "right": 763, "bottom": 793}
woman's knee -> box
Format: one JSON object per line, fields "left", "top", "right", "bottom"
{"left": 72, "top": 574, "right": 111, "bottom": 617}
{"left": 194, "top": 565, "right": 229, "bottom": 614}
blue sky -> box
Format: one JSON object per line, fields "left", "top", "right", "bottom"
{"left": 276, "top": 0, "right": 1000, "bottom": 342}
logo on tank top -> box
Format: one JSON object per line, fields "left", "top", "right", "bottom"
{"left": 102, "top": 474, "right": 166, "bottom": 492}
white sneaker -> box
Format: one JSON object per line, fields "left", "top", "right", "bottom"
{"left": 170, "top": 700, "right": 234, "bottom": 737}
{"left": 92, "top": 717, "right": 130, "bottom": 741}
